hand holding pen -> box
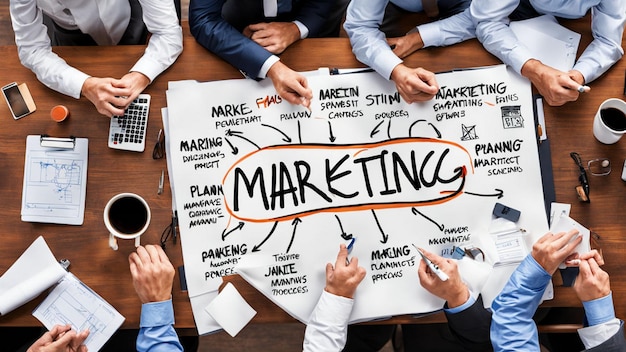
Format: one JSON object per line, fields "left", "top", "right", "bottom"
{"left": 325, "top": 244, "right": 366, "bottom": 299}
{"left": 416, "top": 247, "right": 470, "bottom": 309}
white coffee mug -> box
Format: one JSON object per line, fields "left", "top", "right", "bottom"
{"left": 592, "top": 98, "right": 626, "bottom": 144}
{"left": 104, "top": 193, "right": 151, "bottom": 250}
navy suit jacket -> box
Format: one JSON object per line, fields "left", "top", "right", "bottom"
{"left": 189, "top": 0, "right": 333, "bottom": 78}
{"left": 444, "top": 295, "right": 493, "bottom": 351}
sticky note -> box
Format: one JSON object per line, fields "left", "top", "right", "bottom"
{"left": 205, "top": 283, "right": 256, "bottom": 337}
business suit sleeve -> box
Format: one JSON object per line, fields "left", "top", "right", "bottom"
{"left": 188, "top": 0, "right": 273, "bottom": 78}
{"left": 292, "top": 0, "right": 335, "bottom": 37}
{"left": 584, "top": 321, "right": 626, "bottom": 352}
{"left": 444, "top": 295, "right": 493, "bottom": 351}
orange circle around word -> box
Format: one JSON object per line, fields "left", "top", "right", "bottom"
{"left": 51, "top": 105, "right": 69, "bottom": 122}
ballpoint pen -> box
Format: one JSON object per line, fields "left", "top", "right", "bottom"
{"left": 172, "top": 210, "right": 178, "bottom": 244}
{"left": 158, "top": 169, "right": 164, "bottom": 195}
{"left": 577, "top": 85, "right": 590, "bottom": 93}
{"left": 412, "top": 244, "right": 449, "bottom": 281}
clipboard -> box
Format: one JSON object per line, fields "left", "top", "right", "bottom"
{"left": 21, "top": 135, "right": 88, "bottom": 225}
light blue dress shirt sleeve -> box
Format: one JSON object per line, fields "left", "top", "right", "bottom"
{"left": 571, "top": 0, "right": 626, "bottom": 83}
{"left": 343, "top": 0, "right": 403, "bottom": 79}
{"left": 490, "top": 254, "right": 551, "bottom": 351}
{"left": 471, "top": 0, "right": 625, "bottom": 82}
{"left": 417, "top": 8, "right": 477, "bottom": 48}
{"left": 471, "top": 1, "right": 532, "bottom": 75}
{"left": 577, "top": 293, "right": 621, "bottom": 349}
{"left": 444, "top": 289, "right": 476, "bottom": 314}
{"left": 137, "top": 299, "right": 184, "bottom": 352}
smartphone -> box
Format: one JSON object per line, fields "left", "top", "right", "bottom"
{"left": 2, "top": 82, "right": 36, "bottom": 120}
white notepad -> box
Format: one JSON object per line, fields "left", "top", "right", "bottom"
{"left": 21, "top": 135, "right": 88, "bottom": 225}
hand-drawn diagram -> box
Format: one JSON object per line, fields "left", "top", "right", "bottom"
{"left": 28, "top": 158, "right": 82, "bottom": 203}
{"left": 33, "top": 273, "right": 124, "bottom": 351}
{"left": 166, "top": 65, "right": 549, "bottom": 324}
{"left": 23, "top": 154, "right": 85, "bottom": 218}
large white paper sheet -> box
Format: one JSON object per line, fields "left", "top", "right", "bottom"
{"left": 166, "top": 65, "right": 549, "bottom": 323}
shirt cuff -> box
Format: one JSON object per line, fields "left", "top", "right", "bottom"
{"left": 582, "top": 292, "right": 616, "bottom": 326}
{"left": 572, "top": 61, "right": 593, "bottom": 84}
{"left": 293, "top": 20, "right": 308, "bottom": 39}
{"left": 578, "top": 319, "right": 621, "bottom": 349}
{"left": 416, "top": 22, "right": 441, "bottom": 48}
{"left": 140, "top": 299, "right": 175, "bottom": 328}
{"left": 312, "top": 290, "right": 354, "bottom": 325}
{"left": 258, "top": 55, "right": 281, "bottom": 79}
{"left": 373, "top": 50, "right": 403, "bottom": 80}
{"left": 520, "top": 255, "right": 552, "bottom": 290}
{"left": 66, "top": 69, "right": 91, "bottom": 99}
{"left": 444, "top": 289, "right": 475, "bottom": 314}
{"left": 130, "top": 57, "right": 161, "bottom": 83}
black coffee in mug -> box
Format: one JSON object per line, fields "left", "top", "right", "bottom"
{"left": 600, "top": 107, "right": 626, "bottom": 132}
{"left": 108, "top": 196, "right": 148, "bottom": 234}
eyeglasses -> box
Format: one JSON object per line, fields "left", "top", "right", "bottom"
{"left": 570, "top": 152, "right": 590, "bottom": 202}
{"left": 152, "top": 129, "right": 165, "bottom": 160}
{"left": 160, "top": 215, "right": 178, "bottom": 251}
{"left": 587, "top": 158, "right": 611, "bottom": 176}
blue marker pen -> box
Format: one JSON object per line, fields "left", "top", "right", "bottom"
{"left": 346, "top": 238, "right": 356, "bottom": 264}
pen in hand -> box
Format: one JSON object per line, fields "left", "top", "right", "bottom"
{"left": 413, "top": 244, "right": 449, "bottom": 281}
{"left": 577, "top": 85, "right": 590, "bottom": 93}
{"left": 346, "top": 237, "right": 356, "bottom": 265}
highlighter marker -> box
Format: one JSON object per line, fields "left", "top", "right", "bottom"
{"left": 413, "top": 244, "right": 449, "bottom": 281}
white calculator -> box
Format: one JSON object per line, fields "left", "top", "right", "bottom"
{"left": 108, "top": 94, "right": 150, "bottom": 152}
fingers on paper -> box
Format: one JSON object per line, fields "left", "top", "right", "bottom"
{"left": 334, "top": 244, "right": 348, "bottom": 268}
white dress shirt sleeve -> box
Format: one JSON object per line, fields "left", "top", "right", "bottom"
{"left": 132, "top": 0, "right": 183, "bottom": 82}
{"left": 10, "top": 0, "right": 90, "bottom": 99}
{"left": 343, "top": 0, "right": 402, "bottom": 80}
{"left": 302, "top": 290, "right": 354, "bottom": 352}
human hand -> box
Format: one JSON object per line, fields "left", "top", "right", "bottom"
{"left": 243, "top": 22, "right": 300, "bottom": 55}
{"left": 27, "top": 324, "right": 89, "bottom": 352}
{"left": 573, "top": 256, "right": 610, "bottom": 302}
{"left": 266, "top": 61, "right": 313, "bottom": 108}
{"left": 324, "top": 244, "right": 366, "bottom": 298}
{"left": 129, "top": 245, "right": 175, "bottom": 303}
{"left": 531, "top": 230, "right": 581, "bottom": 275}
{"left": 417, "top": 248, "right": 469, "bottom": 308}
{"left": 81, "top": 77, "right": 133, "bottom": 117}
{"left": 578, "top": 249, "right": 605, "bottom": 266}
{"left": 388, "top": 31, "right": 424, "bottom": 59}
{"left": 117, "top": 72, "right": 151, "bottom": 104}
{"left": 390, "top": 64, "right": 439, "bottom": 103}
{"left": 520, "top": 59, "right": 586, "bottom": 106}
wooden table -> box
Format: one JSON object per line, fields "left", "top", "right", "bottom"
{"left": 1, "top": 19, "right": 625, "bottom": 331}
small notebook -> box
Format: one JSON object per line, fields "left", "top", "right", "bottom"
{"left": 21, "top": 135, "right": 88, "bottom": 225}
